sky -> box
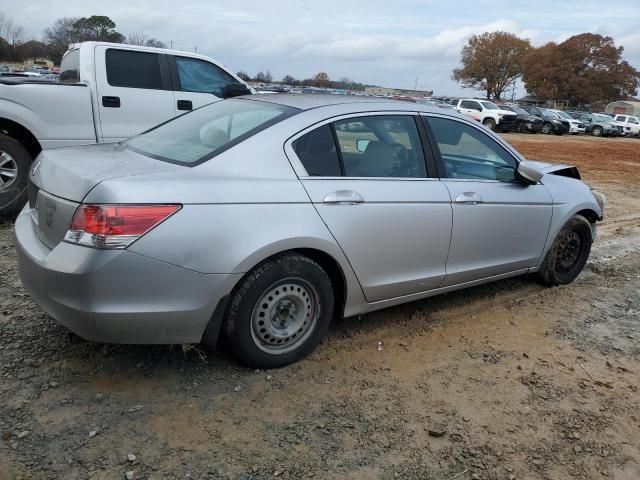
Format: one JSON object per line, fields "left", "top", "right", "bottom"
{"left": 6, "top": 0, "right": 640, "bottom": 96}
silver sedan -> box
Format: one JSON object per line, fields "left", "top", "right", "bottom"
{"left": 15, "top": 95, "right": 605, "bottom": 367}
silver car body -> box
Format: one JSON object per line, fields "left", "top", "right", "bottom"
{"left": 15, "top": 95, "right": 603, "bottom": 345}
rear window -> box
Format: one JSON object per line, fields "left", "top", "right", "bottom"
{"left": 60, "top": 49, "right": 80, "bottom": 84}
{"left": 106, "top": 49, "right": 164, "bottom": 89}
{"left": 126, "top": 99, "right": 297, "bottom": 165}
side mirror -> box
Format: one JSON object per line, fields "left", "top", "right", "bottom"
{"left": 223, "top": 82, "right": 251, "bottom": 98}
{"left": 356, "top": 139, "right": 371, "bottom": 153}
{"left": 517, "top": 161, "right": 544, "bottom": 184}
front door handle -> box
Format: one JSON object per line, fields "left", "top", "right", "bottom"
{"left": 102, "top": 96, "right": 120, "bottom": 108}
{"left": 454, "top": 192, "right": 483, "bottom": 205}
{"left": 177, "top": 100, "right": 193, "bottom": 111}
{"left": 323, "top": 190, "right": 364, "bottom": 205}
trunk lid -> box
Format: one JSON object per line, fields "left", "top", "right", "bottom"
{"left": 29, "top": 143, "right": 181, "bottom": 249}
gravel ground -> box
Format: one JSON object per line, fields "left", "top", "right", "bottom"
{"left": 1, "top": 134, "right": 639, "bottom": 480}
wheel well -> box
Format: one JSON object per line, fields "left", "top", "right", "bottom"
{"left": 0, "top": 118, "right": 41, "bottom": 160}
{"left": 292, "top": 248, "right": 347, "bottom": 319}
{"left": 576, "top": 209, "right": 599, "bottom": 223}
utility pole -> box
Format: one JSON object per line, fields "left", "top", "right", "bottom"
{"left": 194, "top": 46, "right": 198, "bottom": 54}
{"left": 169, "top": 40, "right": 173, "bottom": 49}
{"left": 414, "top": 77, "right": 418, "bottom": 90}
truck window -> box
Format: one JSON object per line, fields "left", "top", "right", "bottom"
{"left": 60, "top": 49, "right": 80, "bottom": 84}
{"left": 174, "top": 56, "right": 235, "bottom": 97}
{"left": 106, "top": 49, "right": 164, "bottom": 90}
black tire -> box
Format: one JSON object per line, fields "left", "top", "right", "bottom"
{"left": 541, "top": 123, "right": 552, "bottom": 134}
{"left": 0, "top": 135, "right": 31, "bottom": 217}
{"left": 592, "top": 126, "right": 603, "bottom": 137}
{"left": 224, "top": 253, "right": 334, "bottom": 368}
{"left": 536, "top": 215, "right": 592, "bottom": 287}
{"left": 517, "top": 122, "right": 528, "bottom": 134}
{"left": 482, "top": 118, "right": 496, "bottom": 131}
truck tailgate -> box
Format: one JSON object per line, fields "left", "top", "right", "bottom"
{"left": 0, "top": 83, "right": 96, "bottom": 147}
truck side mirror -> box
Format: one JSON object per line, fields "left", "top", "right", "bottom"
{"left": 223, "top": 82, "right": 251, "bottom": 98}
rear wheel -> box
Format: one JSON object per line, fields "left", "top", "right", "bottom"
{"left": 0, "top": 135, "right": 31, "bottom": 217}
{"left": 482, "top": 118, "right": 496, "bottom": 131}
{"left": 224, "top": 253, "right": 334, "bottom": 368}
{"left": 536, "top": 215, "right": 592, "bottom": 286}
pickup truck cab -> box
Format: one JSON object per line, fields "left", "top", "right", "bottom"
{"left": 610, "top": 114, "right": 640, "bottom": 137}
{"left": 0, "top": 42, "right": 253, "bottom": 215}
{"left": 455, "top": 99, "right": 517, "bottom": 132}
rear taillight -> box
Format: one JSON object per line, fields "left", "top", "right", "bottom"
{"left": 64, "top": 204, "right": 181, "bottom": 249}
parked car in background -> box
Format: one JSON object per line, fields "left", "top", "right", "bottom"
{"left": 500, "top": 105, "right": 543, "bottom": 133}
{"left": 455, "top": 99, "right": 517, "bottom": 131}
{"left": 610, "top": 114, "right": 640, "bottom": 137}
{"left": 521, "top": 106, "right": 570, "bottom": 135}
{"left": 569, "top": 112, "right": 621, "bottom": 137}
{"left": 15, "top": 95, "right": 604, "bottom": 367}
{"left": 549, "top": 109, "right": 586, "bottom": 135}
{"left": 0, "top": 41, "right": 253, "bottom": 216}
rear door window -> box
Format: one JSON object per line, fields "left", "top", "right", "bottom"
{"left": 333, "top": 116, "right": 426, "bottom": 178}
{"left": 292, "top": 125, "right": 342, "bottom": 177}
{"left": 174, "top": 56, "right": 235, "bottom": 97}
{"left": 106, "top": 49, "right": 164, "bottom": 89}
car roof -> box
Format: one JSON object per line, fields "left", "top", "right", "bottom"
{"left": 240, "top": 93, "right": 437, "bottom": 113}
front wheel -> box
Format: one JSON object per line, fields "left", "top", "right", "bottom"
{"left": 536, "top": 215, "right": 592, "bottom": 287}
{"left": 482, "top": 118, "right": 496, "bottom": 131}
{"left": 541, "top": 123, "right": 552, "bottom": 134}
{"left": 517, "top": 122, "right": 528, "bottom": 134}
{"left": 224, "top": 253, "right": 334, "bottom": 368}
{"left": 592, "top": 126, "right": 603, "bottom": 137}
{"left": 0, "top": 135, "right": 31, "bottom": 217}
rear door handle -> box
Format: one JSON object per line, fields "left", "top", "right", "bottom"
{"left": 177, "top": 100, "right": 193, "bottom": 111}
{"left": 102, "top": 96, "right": 120, "bottom": 108}
{"left": 454, "top": 192, "right": 483, "bottom": 205}
{"left": 323, "top": 190, "right": 364, "bottom": 205}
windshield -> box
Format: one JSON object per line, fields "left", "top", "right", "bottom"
{"left": 126, "top": 99, "right": 297, "bottom": 165}
{"left": 510, "top": 106, "right": 528, "bottom": 115}
{"left": 555, "top": 111, "right": 573, "bottom": 120}
{"left": 593, "top": 114, "right": 610, "bottom": 122}
{"left": 539, "top": 108, "right": 558, "bottom": 117}
{"left": 480, "top": 101, "right": 499, "bottom": 110}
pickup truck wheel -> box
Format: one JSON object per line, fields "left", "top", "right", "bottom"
{"left": 0, "top": 135, "right": 31, "bottom": 217}
{"left": 482, "top": 118, "right": 496, "bottom": 131}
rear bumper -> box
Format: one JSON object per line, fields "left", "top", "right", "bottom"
{"left": 14, "top": 207, "right": 241, "bottom": 344}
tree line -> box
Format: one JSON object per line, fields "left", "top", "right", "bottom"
{"left": 236, "top": 70, "right": 367, "bottom": 91}
{"left": 0, "top": 13, "right": 165, "bottom": 65}
{"left": 453, "top": 31, "right": 640, "bottom": 106}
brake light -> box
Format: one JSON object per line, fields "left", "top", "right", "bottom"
{"left": 64, "top": 204, "right": 181, "bottom": 249}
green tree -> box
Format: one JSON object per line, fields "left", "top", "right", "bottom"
{"left": 453, "top": 31, "right": 531, "bottom": 100}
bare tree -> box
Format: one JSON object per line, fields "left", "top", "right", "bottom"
{"left": 145, "top": 38, "right": 166, "bottom": 48}
{"left": 127, "top": 32, "right": 148, "bottom": 46}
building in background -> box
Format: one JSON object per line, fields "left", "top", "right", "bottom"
{"left": 605, "top": 100, "right": 640, "bottom": 116}
{"left": 364, "top": 86, "right": 433, "bottom": 98}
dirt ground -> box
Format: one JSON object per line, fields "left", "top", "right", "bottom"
{"left": 1, "top": 134, "right": 639, "bottom": 480}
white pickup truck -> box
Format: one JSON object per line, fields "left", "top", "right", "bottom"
{"left": 0, "top": 41, "right": 253, "bottom": 215}
{"left": 455, "top": 98, "right": 518, "bottom": 132}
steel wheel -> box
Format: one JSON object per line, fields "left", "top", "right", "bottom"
{"left": 554, "top": 230, "right": 582, "bottom": 274}
{"left": 250, "top": 278, "right": 320, "bottom": 354}
{"left": 0, "top": 151, "right": 18, "bottom": 189}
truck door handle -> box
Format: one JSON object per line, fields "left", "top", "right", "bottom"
{"left": 323, "top": 190, "right": 364, "bottom": 205}
{"left": 177, "top": 100, "right": 193, "bottom": 111}
{"left": 454, "top": 192, "right": 483, "bottom": 205}
{"left": 102, "top": 96, "right": 120, "bottom": 108}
